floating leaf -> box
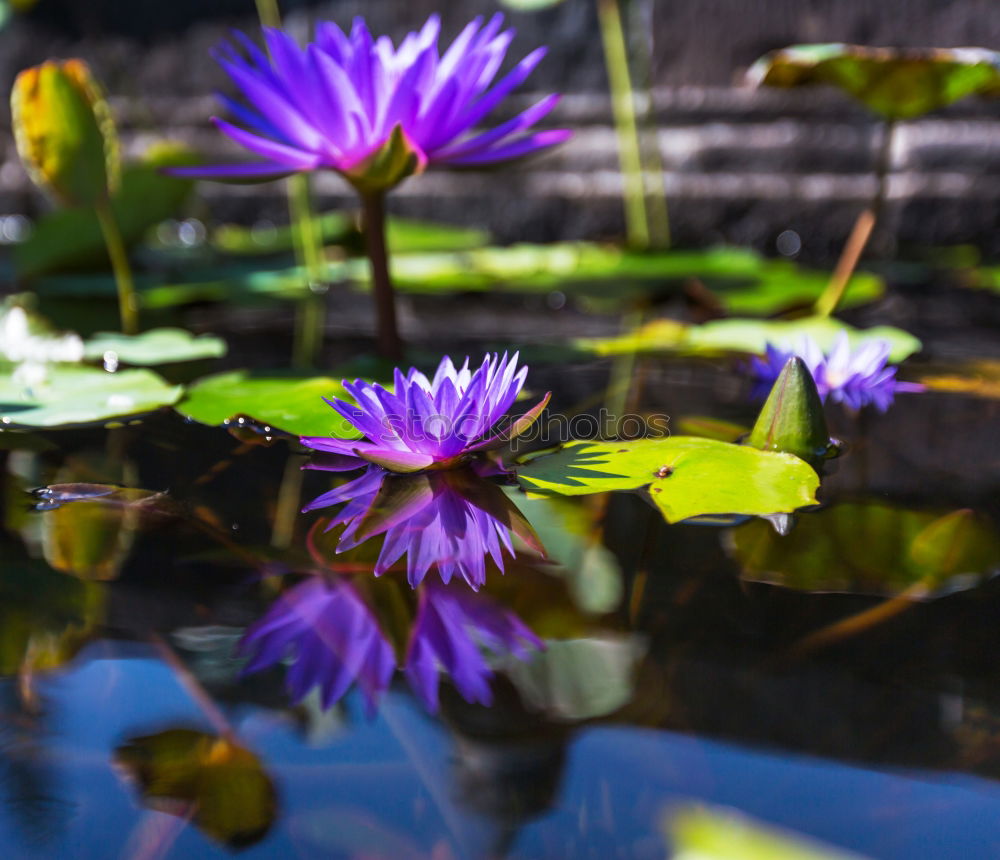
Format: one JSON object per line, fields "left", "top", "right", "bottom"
{"left": 14, "top": 141, "right": 198, "bottom": 278}
{"left": 177, "top": 371, "right": 353, "bottom": 437}
{"left": 83, "top": 328, "right": 226, "bottom": 367}
{"left": 729, "top": 503, "right": 1000, "bottom": 596}
{"left": 516, "top": 438, "right": 819, "bottom": 523}
{"left": 748, "top": 44, "right": 1000, "bottom": 119}
{"left": 11, "top": 58, "right": 119, "bottom": 207}
{"left": 581, "top": 315, "right": 920, "bottom": 363}
{"left": 114, "top": 730, "right": 276, "bottom": 848}
{"left": 0, "top": 365, "right": 181, "bottom": 429}
{"left": 668, "top": 806, "right": 866, "bottom": 860}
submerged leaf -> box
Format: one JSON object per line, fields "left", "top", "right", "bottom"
{"left": 516, "top": 438, "right": 819, "bottom": 523}
{"left": 729, "top": 503, "right": 1000, "bottom": 596}
{"left": 748, "top": 43, "right": 1000, "bottom": 119}
{"left": 114, "top": 729, "right": 276, "bottom": 848}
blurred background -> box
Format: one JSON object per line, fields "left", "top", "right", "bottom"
{"left": 3, "top": 0, "right": 1000, "bottom": 263}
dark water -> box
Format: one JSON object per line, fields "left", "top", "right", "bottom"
{"left": 2, "top": 361, "right": 1000, "bottom": 859}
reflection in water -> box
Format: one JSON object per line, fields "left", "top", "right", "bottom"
{"left": 239, "top": 575, "right": 543, "bottom": 714}
{"left": 303, "top": 464, "right": 545, "bottom": 590}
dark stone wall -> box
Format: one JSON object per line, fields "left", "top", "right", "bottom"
{"left": 1, "top": 1, "right": 1000, "bottom": 260}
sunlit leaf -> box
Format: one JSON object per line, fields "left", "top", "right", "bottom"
{"left": 668, "top": 806, "right": 867, "bottom": 860}
{"left": 580, "top": 315, "right": 921, "bottom": 363}
{"left": 83, "top": 328, "right": 226, "bottom": 367}
{"left": 0, "top": 365, "right": 182, "bottom": 429}
{"left": 177, "top": 371, "right": 353, "bottom": 437}
{"left": 729, "top": 503, "right": 1000, "bottom": 596}
{"left": 13, "top": 141, "right": 198, "bottom": 278}
{"left": 748, "top": 43, "right": 1000, "bottom": 119}
{"left": 11, "top": 58, "right": 119, "bottom": 207}
{"left": 114, "top": 729, "right": 276, "bottom": 848}
{"left": 516, "top": 438, "right": 819, "bottom": 523}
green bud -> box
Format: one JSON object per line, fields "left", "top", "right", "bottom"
{"left": 747, "top": 356, "right": 831, "bottom": 462}
{"left": 10, "top": 58, "right": 120, "bottom": 208}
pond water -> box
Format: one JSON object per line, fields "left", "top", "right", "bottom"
{"left": 2, "top": 354, "right": 1000, "bottom": 860}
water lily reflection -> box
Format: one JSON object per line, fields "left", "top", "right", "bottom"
{"left": 238, "top": 574, "right": 543, "bottom": 714}
{"left": 303, "top": 464, "right": 545, "bottom": 590}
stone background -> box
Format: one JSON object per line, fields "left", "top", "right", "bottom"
{"left": 2, "top": 0, "right": 1000, "bottom": 262}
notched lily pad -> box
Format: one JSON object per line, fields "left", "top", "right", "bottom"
{"left": 0, "top": 365, "right": 182, "bottom": 429}
{"left": 84, "top": 327, "right": 226, "bottom": 366}
{"left": 748, "top": 43, "right": 1000, "bottom": 119}
{"left": 516, "top": 437, "right": 819, "bottom": 523}
{"left": 177, "top": 371, "right": 354, "bottom": 438}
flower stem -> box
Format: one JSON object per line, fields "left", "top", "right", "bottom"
{"left": 596, "top": 0, "right": 650, "bottom": 250}
{"left": 815, "top": 119, "right": 896, "bottom": 317}
{"left": 361, "top": 192, "right": 403, "bottom": 360}
{"left": 253, "top": 0, "right": 281, "bottom": 29}
{"left": 94, "top": 199, "right": 138, "bottom": 334}
{"left": 289, "top": 174, "right": 327, "bottom": 369}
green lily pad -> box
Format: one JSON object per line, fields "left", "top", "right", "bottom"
{"left": 580, "top": 315, "right": 921, "bottom": 363}
{"left": 0, "top": 365, "right": 182, "bottom": 428}
{"left": 668, "top": 806, "right": 864, "bottom": 860}
{"left": 177, "top": 371, "right": 353, "bottom": 437}
{"left": 14, "top": 141, "right": 198, "bottom": 278}
{"left": 729, "top": 503, "right": 1000, "bottom": 597}
{"left": 748, "top": 43, "right": 1000, "bottom": 119}
{"left": 84, "top": 327, "right": 226, "bottom": 366}
{"left": 114, "top": 729, "right": 276, "bottom": 848}
{"left": 516, "top": 437, "right": 819, "bottom": 523}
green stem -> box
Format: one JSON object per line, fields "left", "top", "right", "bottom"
{"left": 289, "top": 174, "right": 327, "bottom": 368}
{"left": 95, "top": 200, "right": 138, "bottom": 334}
{"left": 361, "top": 192, "right": 403, "bottom": 360}
{"left": 815, "top": 119, "right": 896, "bottom": 317}
{"left": 253, "top": 0, "right": 281, "bottom": 28}
{"left": 597, "top": 0, "right": 650, "bottom": 250}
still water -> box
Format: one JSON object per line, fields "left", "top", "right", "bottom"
{"left": 1, "top": 362, "right": 1000, "bottom": 859}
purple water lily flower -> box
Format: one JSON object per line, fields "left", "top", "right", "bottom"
{"left": 302, "top": 352, "right": 550, "bottom": 474}
{"left": 305, "top": 465, "right": 545, "bottom": 590}
{"left": 405, "top": 581, "right": 543, "bottom": 711}
{"left": 238, "top": 575, "right": 542, "bottom": 714}
{"left": 748, "top": 332, "right": 924, "bottom": 411}
{"left": 172, "top": 14, "right": 570, "bottom": 188}
{"left": 237, "top": 575, "right": 394, "bottom": 715}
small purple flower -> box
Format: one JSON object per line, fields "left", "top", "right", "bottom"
{"left": 238, "top": 575, "right": 542, "bottom": 714}
{"left": 301, "top": 353, "right": 550, "bottom": 474}
{"left": 237, "top": 576, "right": 394, "bottom": 715}
{"left": 748, "top": 332, "right": 923, "bottom": 412}
{"left": 305, "top": 465, "right": 545, "bottom": 590}
{"left": 173, "top": 14, "right": 571, "bottom": 189}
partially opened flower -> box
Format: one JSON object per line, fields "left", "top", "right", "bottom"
{"left": 170, "top": 15, "right": 570, "bottom": 358}
{"left": 302, "top": 352, "right": 549, "bottom": 474}
{"left": 305, "top": 465, "right": 544, "bottom": 590}
{"left": 748, "top": 332, "right": 923, "bottom": 411}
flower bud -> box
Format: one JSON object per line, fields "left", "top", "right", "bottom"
{"left": 747, "top": 356, "right": 831, "bottom": 462}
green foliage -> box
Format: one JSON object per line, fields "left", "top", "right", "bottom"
{"left": 516, "top": 438, "right": 819, "bottom": 523}
{"left": 668, "top": 806, "right": 866, "bottom": 860}
{"left": 83, "top": 328, "right": 226, "bottom": 366}
{"left": 0, "top": 366, "right": 182, "bottom": 428}
{"left": 114, "top": 730, "right": 276, "bottom": 848}
{"left": 749, "top": 43, "right": 1000, "bottom": 119}
{"left": 176, "top": 371, "right": 354, "bottom": 437}
{"left": 582, "top": 315, "right": 921, "bottom": 363}
{"left": 14, "top": 142, "right": 199, "bottom": 278}
{"left": 730, "top": 504, "right": 1000, "bottom": 596}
